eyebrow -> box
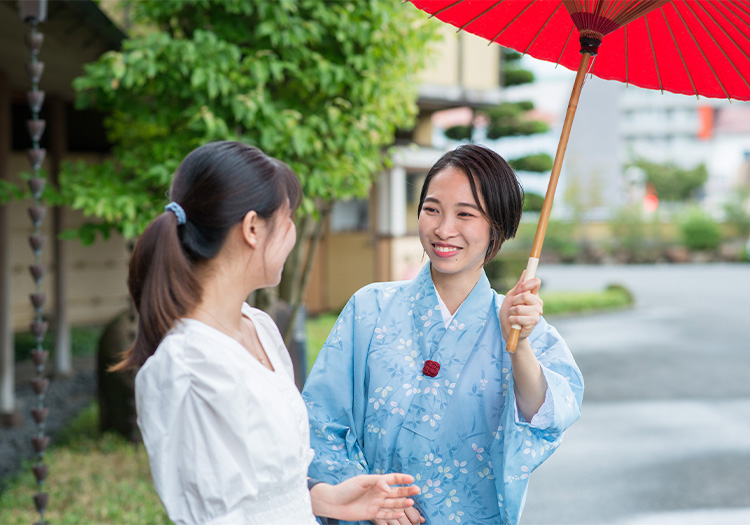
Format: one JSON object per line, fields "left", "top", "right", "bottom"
{"left": 423, "top": 196, "right": 481, "bottom": 211}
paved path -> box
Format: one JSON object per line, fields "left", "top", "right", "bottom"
{"left": 520, "top": 264, "right": 750, "bottom": 525}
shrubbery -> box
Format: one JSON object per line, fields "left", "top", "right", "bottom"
{"left": 678, "top": 207, "right": 722, "bottom": 252}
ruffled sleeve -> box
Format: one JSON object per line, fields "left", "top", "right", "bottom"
{"left": 136, "top": 333, "right": 262, "bottom": 524}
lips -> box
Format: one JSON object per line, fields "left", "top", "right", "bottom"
{"left": 433, "top": 243, "right": 461, "bottom": 258}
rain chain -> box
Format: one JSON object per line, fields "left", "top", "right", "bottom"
{"left": 24, "top": 12, "right": 51, "bottom": 525}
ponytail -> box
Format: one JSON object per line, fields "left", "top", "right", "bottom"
{"left": 112, "top": 211, "right": 201, "bottom": 371}
{"left": 111, "top": 141, "right": 302, "bottom": 371}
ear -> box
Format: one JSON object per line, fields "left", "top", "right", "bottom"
{"left": 241, "top": 210, "right": 259, "bottom": 249}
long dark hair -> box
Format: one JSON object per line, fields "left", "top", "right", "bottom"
{"left": 417, "top": 144, "right": 524, "bottom": 265}
{"left": 115, "top": 141, "right": 302, "bottom": 371}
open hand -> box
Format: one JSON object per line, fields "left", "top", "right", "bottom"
{"left": 311, "top": 473, "right": 420, "bottom": 521}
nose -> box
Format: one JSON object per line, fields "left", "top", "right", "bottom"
{"left": 434, "top": 216, "right": 458, "bottom": 239}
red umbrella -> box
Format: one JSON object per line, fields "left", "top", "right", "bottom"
{"left": 407, "top": 0, "right": 750, "bottom": 351}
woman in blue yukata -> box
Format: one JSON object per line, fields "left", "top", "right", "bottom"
{"left": 302, "top": 144, "right": 584, "bottom": 525}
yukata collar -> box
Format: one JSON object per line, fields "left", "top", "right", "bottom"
{"left": 407, "top": 263, "right": 493, "bottom": 325}
{"left": 400, "top": 263, "right": 495, "bottom": 440}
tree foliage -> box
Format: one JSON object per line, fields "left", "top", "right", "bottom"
{"left": 629, "top": 158, "right": 708, "bottom": 202}
{"left": 501, "top": 49, "right": 535, "bottom": 86}
{"left": 510, "top": 153, "right": 553, "bottom": 174}
{"left": 63, "top": 0, "right": 438, "bottom": 240}
{"left": 444, "top": 48, "right": 549, "bottom": 172}
{"left": 503, "top": 69, "right": 535, "bottom": 87}
{"left": 444, "top": 125, "right": 472, "bottom": 142}
{"left": 523, "top": 192, "right": 545, "bottom": 212}
{"left": 445, "top": 101, "right": 550, "bottom": 144}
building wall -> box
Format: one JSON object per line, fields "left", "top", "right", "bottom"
{"left": 419, "top": 24, "right": 460, "bottom": 87}
{"left": 7, "top": 152, "right": 129, "bottom": 331}
{"left": 303, "top": 231, "right": 376, "bottom": 314}
{"left": 418, "top": 24, "right": 500, "bottom": 91}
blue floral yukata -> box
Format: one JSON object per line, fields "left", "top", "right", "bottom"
{"left": 303, "top": 264, "right": 583, "bottom": 524}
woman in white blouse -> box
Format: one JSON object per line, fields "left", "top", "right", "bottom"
{"left": 115, "top": 141, "right": 419, "bottom": 524}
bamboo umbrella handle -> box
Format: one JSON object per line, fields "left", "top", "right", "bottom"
{"left": 506, "top": 51, "right": 593, "bottom": 353}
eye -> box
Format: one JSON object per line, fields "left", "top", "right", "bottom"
{"left": 422, "top": 206, "right": 438, "bottom": 214}
{"left": 458, "top": 211, "right": 476, "bottom": 218}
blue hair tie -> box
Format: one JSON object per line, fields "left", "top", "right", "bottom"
{"left": 165, "top": 202, "right": 186, "bottom": 225}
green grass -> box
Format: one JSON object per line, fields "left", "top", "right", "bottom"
{"left": 541, "top": 284, "right": 634, "bottom": 317}
{"left": 305, "top": 311, "right": 339, "bottom": 373}
{"left": 0, "top": 404, "right": 169, "bottom": 524}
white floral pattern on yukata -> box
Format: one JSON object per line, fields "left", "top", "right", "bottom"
{"left": 303, "top": 264, "right": 583, "bottom": 525}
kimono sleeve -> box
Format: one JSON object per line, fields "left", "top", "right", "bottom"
{"left": 518, "top": 316, "right": 583, "bottom": 436}
{"left": 302, "top": 295, "right": 371, "bottom": 484}
{"left": 491, "top": 297, "right": 584, "bottom": 524}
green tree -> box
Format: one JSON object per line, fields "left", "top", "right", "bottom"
{"left": 445, "top": 49, "right": 552, "bottom": 173}
{"left": 628, "top": 158, "right": 708, "bottom": 202}
{"left": 62, "top": 0, "right": 438, "bottom": 336}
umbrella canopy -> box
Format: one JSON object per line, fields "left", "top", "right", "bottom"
{"left": 407, "top": 0, "right": 750, "bottom": 351}
{"left": 410, "top": 0, "right": 750, "bottom": 101}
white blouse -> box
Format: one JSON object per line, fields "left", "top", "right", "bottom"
{"left": 135, "top": 303, "right": 318, "bottom": 525}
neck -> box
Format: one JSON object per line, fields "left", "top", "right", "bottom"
{"left": 430, "top": 264, "right": 482, "bottom": 315}
{"left": 187, "top": 258, "right": 257, "bottom": 335}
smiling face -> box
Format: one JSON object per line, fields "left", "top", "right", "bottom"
{"left": 418, "top": 166, "right": 491, "bottom": 284}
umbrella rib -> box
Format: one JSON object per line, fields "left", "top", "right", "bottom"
{"left": 554, "top": 25, "right": 576, "bottom": 68}
{"left": 523, "top": 3, "right": 565, "bottom": 54}
{"left": 489, "top": 2, "right": 536, "bottom": 45}
{"left": 624, "top": 25, "right": 629, "bottom": 87}
{"left": 687, "top": 0, "right": 750, "bottom": 96}
{"left": 457, "top": 0, "right": 504, "bottom": 32}
{"left": 423, "top": 0, "right": 466, "bottom": 19}
{"left": 727, "top": 0, "right": 750, "bottom": 19}
{"left": 711, "top": 1, "right": 750, "bottom": 48}
{"left": 643, "top": 15, "right": 664, "bottom": 94}
{"left": 659, "top": 6, "right": 698, "bottom": 97}
{"left": 723, "top": 1, "right": 750, "bottom": 45}
{"left": 672, "top": 2, "right": 730, "bottom": 100}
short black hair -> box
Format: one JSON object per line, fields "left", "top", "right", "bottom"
{"left": 418, "top": 144, "right": 524, "bottom": 265}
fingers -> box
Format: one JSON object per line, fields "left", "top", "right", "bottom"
{"left": 511, "top": 293, "right": 543, "bottom": 311}
{"left": 389, "top": 485, "right": 420, "bottom": 497}
{"left": 404, "top": 506, "right": 426, "bottom": 524}
{"left": 373, "top": 511, "right": 408, "bottom": 523}
{"left": 509, "top": 301, "right": 543, "bottom": 316}
{"left": 509, "top": 270, "right": 526, "bottom": 294}
{"left": 510, "top": 273, "right": 541, "bottom": 297}
{"left": 381, "top": 473, "right": 415, "bottom": 486}
{"left": 375, "top": 473, "right": 420, "bottom": 498}
{"left": 373, "top": 516, "right": 405, "bottom": 525}
{"left": 379, "top": 496, "right": 415, "bottom": 509}
{"left": 517, "top": 276, "right": 541, "bottom": 295}
{"left": 508, "top": 292, "right": 543, "bottom": 333}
